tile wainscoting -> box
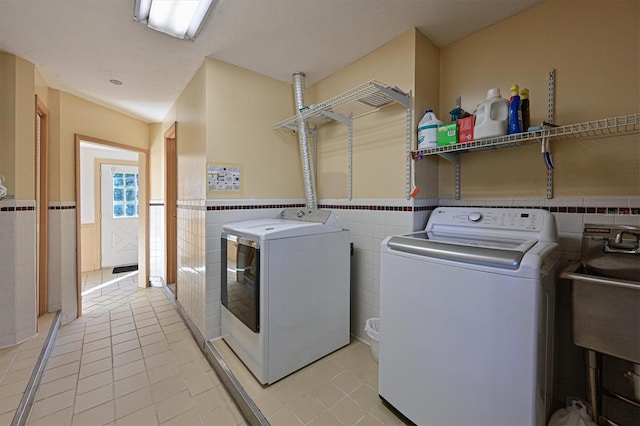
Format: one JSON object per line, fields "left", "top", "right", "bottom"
{"left": 0, "top": 200, "right": 37, "bottom": 347}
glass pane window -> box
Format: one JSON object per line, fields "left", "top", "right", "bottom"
{"left": 112, "top": 170, "right": 139, "bottom": 218}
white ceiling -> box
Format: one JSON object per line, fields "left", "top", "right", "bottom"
{"left": 0, "top": 0, "right": 542, "bottom": 123}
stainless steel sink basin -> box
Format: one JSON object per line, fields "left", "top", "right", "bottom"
{"left": 585, "top": 254, "right": 640, "bottom": 282}
{"left": 561, "top": 261, "right": 640, "bottom": 364}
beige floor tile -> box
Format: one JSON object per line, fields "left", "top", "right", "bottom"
{"left": 144, "top": 350, "right": 175, "bottom": 370}
{"left": 135, "top": 318, "right": 159, "bottom": 329}
{"left": 35, "top": 373, "right": 78, "bottom": 401}
{"left": 42, "top": 361, "right": 81, "bottom": 384}
{"left": 85, "top": 322, "right": 111, "bottom": 336}
{"left": 0, "top": 378, "right": 29, "bottom": 399}
{"left": 161, "top": 322, "right": 187, "bottom": 335}
{"left": 113, "top": 347, "right": 143, "bottom": 368}
{"left": 133, "top": 310, "right": 156, "bottom": 321}
{"left": 184, "top": 371, "right": 216, "bottom": 397}
{"left": 112, "top": 338, "right": 141, "bottom": 356}
{"left": 81, "top": 346, "right": 112, "bottom": 365}
{"left": 165, "top": 330, "right": 192, "bottom": 344}
{"left": 331, "top": 371, "right": 362, "bottom": 395}
{"left": 72, "top": 401, "right": 115, "bottom": 425}
{"left": 311, "top": 381, "right": 346, "bottom": 409}
{"left": 77, "top": 369, "right": 113, "bottom": 395}
{"left": 82, "top": 338, "right": 112, "bottom": 354}
{"left": 139, "top": 332, "right": 165, "bottom": 347}
{"left": 191, "top": 386, "right": 230, "bottom": 416}
{"left": 115, "top": 387, "right": 153, "bottom": 419}
{"left": 29, "top": 388, "right": 76, "bottom": 420}
{"left": 110, "top": 317, "right": 134, "bottom": 329}
{"left": 147, "top": 362, "right": 180, "bottom": 385}
{"left": 349, "top": 384, "right": 379, "bottom": 411}
{"left": 114, "top": 371, "right": 149, "bottom": 399}
{"left": 289, "top": 393, "right": 325, "bottom": 424}
{"left": 368, "top": 403, "right": 404, "bottom": 426}
{"left": 158, "top": 315, "right": 182, "bottom": 327}
{"left": 2, "top": 366, "right": 32, "bottom": 386}
{"left": 268, "top": 406, "right": 303, "bottom": 426}
{"left": 136, "top": 324, "right": 162, "bottom": 338}
{"left": 111, "top": 323, "right": 136, "bottom": 336}
{"left": 47, "top": 350, "right": 82, "bottom": 369}
{"left": 79, "top": 358, "right": 112, "bottom": 379}
{"left": 111, "top": 330, "right": 138, "bottom": 346}
{"left": 141, "top": 340, "right": 170, "bottom": 358}
{"left": 84, "top": 329, "right": 111, "bottom": 344}
{"left": 28, "top": 406, "right": 74, "bottom": 425}
{"left": 0, "top": 410, "right": 14, "bottom": 425}
{"left": 150, "top": 374, "right": 187, "bottom": 403}
{"left": 115, "top": 405, "right": 158, "bottom": 426}
{"left": 329, "top": 396, "right": 367, "bottom": 425}
{"left": 113, "top": 359, "right": 145, "bottom": 382}
{"left": 51, "top": 340, "right": 84, "bottom": 358}
{"left": 356, "top": 413, "right": 387, "bottom": 425}
{"left": 200, "top": 404, "right": 245, "bottom": 426}
{"left": 307, "top": 410, "right": 342, "bottom": 426}
{"left": 160, "top": 408, "right": 202, "bottom": 426}
{"left": 0, "top": 392, "right": 23, "bottom": 416}
{"left": 155, "top": 389, "right": 194, "bottom": 423}
{"left": 75, "top": 383, "right": 114, "bottom": 414}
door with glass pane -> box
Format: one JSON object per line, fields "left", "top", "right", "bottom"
{"left": 101, "top": 164, "right": 139, "bottom": 268}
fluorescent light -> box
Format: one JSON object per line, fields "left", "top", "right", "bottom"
{"left": 134, "top": 0, "right": 215, "bottom": 41}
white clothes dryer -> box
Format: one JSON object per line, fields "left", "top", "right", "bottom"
{"left": 221, "top": 208, "right": 351, "bottom": 384}
{"left": 379, "top": 207, "right": 560, "bottom": 425}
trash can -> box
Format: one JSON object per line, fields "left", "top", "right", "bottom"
{"left": 365, "top": 318, "right": 380, "bottom": 363}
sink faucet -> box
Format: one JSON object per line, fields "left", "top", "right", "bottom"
{"left": 614, "top": 230, "right": 640, "bottom": 244}
{"left": 604, "top": 230, "right": 640, "bottom": 254}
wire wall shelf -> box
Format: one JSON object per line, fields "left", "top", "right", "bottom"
{"left": 412, "top": 113, "right": 640, "bottom": 159}
{"left": 274, "top": 80, "right": 413, "bottom": 200}
{"left": 274, "top": 80, "right": 411, "bottom": 131}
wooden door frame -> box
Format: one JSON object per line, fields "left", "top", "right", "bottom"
{"left": 165, "top": 122, "right": 177, "bottom": 296}
{"left": 36, "top": 96, "right": 49, "bottom": 316}
{"left": 75, "top": 135, "right": 150, "bottom": 317}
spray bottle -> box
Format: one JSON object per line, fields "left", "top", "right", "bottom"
{"left": 508, "top": 83, "right": 522, "bottom": 134}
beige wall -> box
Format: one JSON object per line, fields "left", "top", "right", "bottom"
{"left": 175, "top": 63, "right": 206, "bottom": 201}
{"left": 310, "top": 29, "right": 418, "bottom": 200}
{"left": 438, "top": 0, "right": 640, "bottom": 199}
{"left": 0, "top": 54, "right": 36, "bottom": 200}
{"left": 0, "top": 54, "right": 17, "bottom": 198}
{"left": 148, "top": 122, "right": 164, "bottom": 200}
{"left": 49, "top": 90, "right": 149, "bottom": 200}
{"left": 204, "top": 58, "right": 303, "bottom": 199}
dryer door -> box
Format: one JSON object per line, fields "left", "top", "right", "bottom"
{"left": 222, "top": 233, "right": 260, "bottom": 332}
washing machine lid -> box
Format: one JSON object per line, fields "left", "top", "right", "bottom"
{"left": 222, "top": 217, "right": 343, "bottom": 240}
{"left": 386, "top": 231, "right": 537, "bottom": 270}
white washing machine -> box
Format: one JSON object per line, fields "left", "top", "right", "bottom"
{"left": 221, "top": 208, "right": 351, "bottom": 384}
{"left": 379, "top": 207, "right": 560, "bottom": 425}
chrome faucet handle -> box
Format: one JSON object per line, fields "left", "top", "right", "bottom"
{"left": 614, "top": 230, "right": 640, "bottom": 244}
{"left": 604, "top": 231, "right": 640, "bottom": 254}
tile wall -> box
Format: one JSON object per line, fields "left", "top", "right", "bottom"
{"left": 149, "top": 201, "right": 165, "bottom": 280}
{"left": 176, "top": 201, "right": 206, "bottom": 338}
{"left": 48, "top": 202, "right": 78, "bottom": 325}
{"left": 0, "top": 200, "right": 37, "bottom": 347}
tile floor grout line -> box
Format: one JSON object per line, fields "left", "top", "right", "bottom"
{"left": 11, "top": 310, "right": 62, "bottom": 426}
{"left": 157, "top": 282, "right": 269, "bottom": 426}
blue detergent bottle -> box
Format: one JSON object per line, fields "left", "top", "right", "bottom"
{"left": 508, "top": 83, "right": 523, "bottom": 134}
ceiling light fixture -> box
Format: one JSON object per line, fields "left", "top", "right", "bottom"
{"left": 133, "top": 0, "right": 216, "bottom": 41}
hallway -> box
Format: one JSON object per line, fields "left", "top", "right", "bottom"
{"left": 26, "top": 270, "right": 246, "bottom": 425}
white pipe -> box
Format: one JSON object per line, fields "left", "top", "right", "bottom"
{"left": 292, "top": 72, "right": 317, "bottom": 210}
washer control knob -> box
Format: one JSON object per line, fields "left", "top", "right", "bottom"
{"left": 297, "top": 210, "right": 306, "bottom": 218}
{"left": 468, "top": 212, "right": 483, "bottom": 223}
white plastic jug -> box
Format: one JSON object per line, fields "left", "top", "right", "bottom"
{"left": 474, "top": 88, "right": 509, "bottom": 140}
{"left": 417, "top": 110, "right": 443, "bottom": 149}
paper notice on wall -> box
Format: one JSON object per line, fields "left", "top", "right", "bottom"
{"left": 207, "top": 164, "right": 241, "bottom": 192}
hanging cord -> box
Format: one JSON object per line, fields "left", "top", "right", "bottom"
{"left": 0, "top": 175, "right": 7, "bottom": 199}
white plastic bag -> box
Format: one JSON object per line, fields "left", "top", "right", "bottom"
{"left": 547, "top": 399, "right": 597, "bottom": 426}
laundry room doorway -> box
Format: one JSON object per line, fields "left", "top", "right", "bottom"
{"left": 76, "top": 135, "right": 149, "bottom": 317}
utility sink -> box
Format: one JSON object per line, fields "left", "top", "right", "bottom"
{"left": 561, "top": 261, "right": 640, "bottom": 364}
{"left": 560, "top": 224, "right": 640, "bottom": 364}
